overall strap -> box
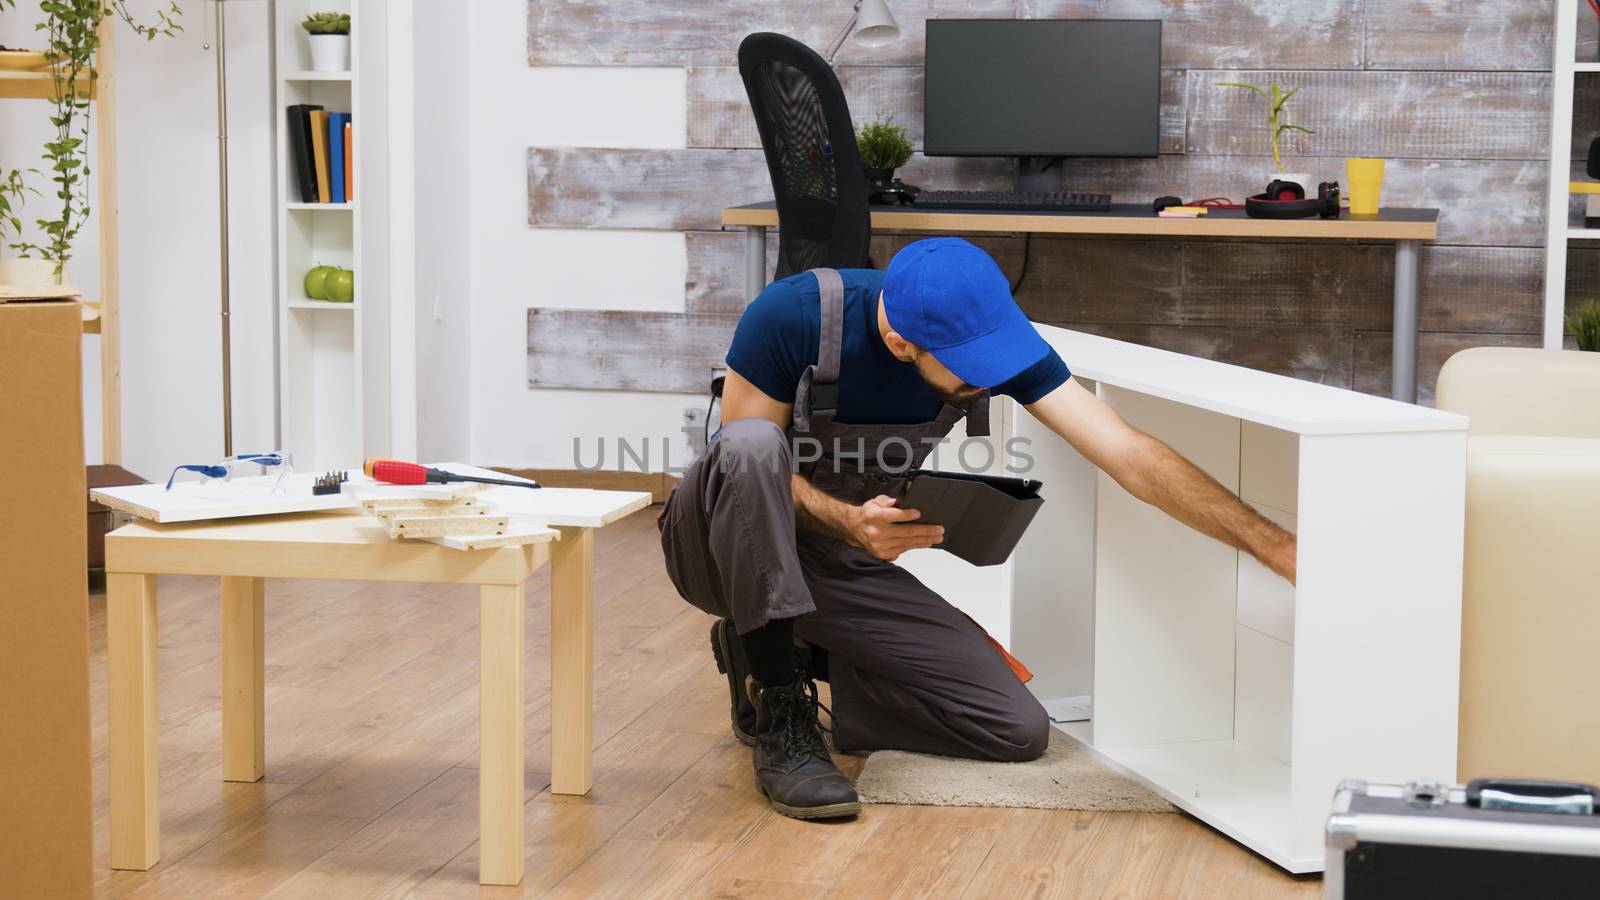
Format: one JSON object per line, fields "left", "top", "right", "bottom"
{"left": 966, "top": 394, "right": 991, "bottom": 437}
{"left": 813, "top": 268, "right": 845, "bottom": 385}
{"left": 792, "top": 268, "right": 846, "bottom": 433}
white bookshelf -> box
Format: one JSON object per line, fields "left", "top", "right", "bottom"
{"left": 274, "top": 0, "right": 393, "bottom": 471}
{"left": 1546, "top": 0, "right": 1591, "bottom": 348}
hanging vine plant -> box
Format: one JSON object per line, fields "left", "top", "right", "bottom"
{"left": 10, "top": 0, "right": 182, "bottom": 275}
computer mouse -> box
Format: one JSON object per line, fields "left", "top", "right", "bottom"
{"left": 1152, "top": 196, "right": 1183, "bottom": 213}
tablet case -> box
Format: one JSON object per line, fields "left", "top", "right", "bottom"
{"left": 899, "top": 469, "right": 1044, "bottom": 566}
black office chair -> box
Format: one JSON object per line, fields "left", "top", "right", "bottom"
{"left": 738, "top": 32, "right": 871, "bottom": 282}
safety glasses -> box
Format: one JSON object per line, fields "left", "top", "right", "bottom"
{"left": 165, "top": 451, "right": 295, "bottom": 493}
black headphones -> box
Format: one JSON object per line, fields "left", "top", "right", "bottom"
{"left": 1245, "top": 180, "right": 1341, "bottom": 220}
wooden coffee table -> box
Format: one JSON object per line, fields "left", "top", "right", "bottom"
{"left": 102, "top": 489, "right": 648, "bottom": 886}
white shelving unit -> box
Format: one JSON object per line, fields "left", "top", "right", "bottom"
{"left": 1546, "top": 0, "right": 1591, "bottom": 348}
{"left": 273, "top": 0, "right": 393, "bottom": 470}
{"left": 914, "top": 327, "right": 1469, "bottom": 874}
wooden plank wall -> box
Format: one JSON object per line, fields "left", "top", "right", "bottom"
{"left": 527, "top": 1, "right": 1587, "bottom": 405}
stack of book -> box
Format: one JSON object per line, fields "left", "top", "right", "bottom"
{"left": 287, "top": 104, "right": 353, "bottom": 204}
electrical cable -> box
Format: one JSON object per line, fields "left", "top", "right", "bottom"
{"left": 1010, "top": 232, "right": 1032, "bottom": 295}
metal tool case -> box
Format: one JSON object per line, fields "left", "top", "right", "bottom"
{"left": 1325, "top": 778, "right": 1600, "bottom": 899}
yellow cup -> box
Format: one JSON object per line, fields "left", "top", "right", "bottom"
{"left": 1346, "top": 157, "right": 1385, "bottom": 215}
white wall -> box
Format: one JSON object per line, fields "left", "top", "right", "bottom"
{"left": 449, "top": 0, "right": 703, "bottom": 471}
{"left": 0, "top": 0, "right": 276, "bottom": 477}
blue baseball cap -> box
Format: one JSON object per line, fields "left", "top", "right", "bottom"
{"left": 882, "top": 237, "right": 1051, "bottom": 388}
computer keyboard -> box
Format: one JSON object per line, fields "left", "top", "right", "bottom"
{"left": 911, "top": 189, "right": 1112, "bottom": 212}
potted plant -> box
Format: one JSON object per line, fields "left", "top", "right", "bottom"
{"left": 1567, "top": 300, "right": 1600, "bottom": 352}
{"left": 857, "top": 114, "right": 913, "bottom": 190}
{"left": 303, "top": 11, "right": 351, "bottom": 72}
{"left": 1216, "top": 80, "right": 1316, "bottom": 193}
{"left": 6, "top": 0, "right": 182, "bottom": 287}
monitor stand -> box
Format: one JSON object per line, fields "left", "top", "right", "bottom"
{"left": 1015, "top": 157, "right": 1067, "bottom": 194}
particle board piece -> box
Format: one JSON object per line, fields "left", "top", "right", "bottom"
{"left": 425, "top": 526, "right": 561, "bottom": 551}
{"left": 342, "top": 479, "right": 487, "bottom": 504}
{"left": 371, "top": 503, "right": 490, "bottom": 522}
{"left": 388, "top": 516, "right": 509, "bottom": 539}
{"left": 361, "top": 496, "right": 483, "bottom": 513}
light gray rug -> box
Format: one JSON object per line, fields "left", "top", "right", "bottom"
{"left": 853, "top": 728, "right": 1174, "bottom": 812}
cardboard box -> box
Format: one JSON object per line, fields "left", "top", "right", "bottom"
{"left": 0, "top": 301, "right": 92, "bottom": 897}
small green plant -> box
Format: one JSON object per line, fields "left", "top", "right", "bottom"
{"left": 1216, "top": 80, "right": 1315, "bottom": 174}
{"left": 1567, "top": 300, "right": 1600, "bottom": 352}
{"left": 301, "top": 12, "right": 351, "bottom": 35}
{"left": 12, "top": 1, "right": 182, "bottom": 272}
{"left": 0, "top": 168, "right": 40, "bottom": 251}
{"left": 857, "top": 115, "right": 913, "bottom": 171}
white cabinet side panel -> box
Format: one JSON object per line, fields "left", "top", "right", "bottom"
{"left": 1288, "top": 429, "right": 1467, "bottom": 863}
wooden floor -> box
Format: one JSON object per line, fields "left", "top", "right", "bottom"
{"left": 88, "top": 507, "right": 1320, "bottom": 898}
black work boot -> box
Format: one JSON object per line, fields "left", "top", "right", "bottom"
{"left": 709, "top": 619, "right": 757, "bottom": 745}
{"left": 750, "top": 677, "right": 860, "bottom": 820}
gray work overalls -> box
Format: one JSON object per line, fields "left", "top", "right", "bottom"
{"left": 790, "top": 269, "right": 990, "bottom": 503}
{"left": 659, "top": 269, "right": 1050, "bottom": 762}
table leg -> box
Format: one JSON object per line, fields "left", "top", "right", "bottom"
{"left": 550, "top": 526, "right": 594, "bottom": 797}
{"left": 744, "top": 225, "right": 767, "bottom": 302}
{"left": 221, "top": 576, "right": 265, "bottom": 782}
{"left": 479, "top": 583, "right": 525, "bottom": 886}
{"left": 1392, "top": 239, "right": 1421, "bottom": 403}
{"left": 108, "top": 572, "right": 159, "bottom": 870}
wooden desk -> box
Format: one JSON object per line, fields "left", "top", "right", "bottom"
{"left": 103, "top": 492, "right": 649, "bottom": 886}
{"left": 722, "top": 202, "right": 1441, "bottom": 403}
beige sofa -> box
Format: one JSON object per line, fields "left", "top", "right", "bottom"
{"left": 1435, "top": 347, "right": 1600, "bottom": 786}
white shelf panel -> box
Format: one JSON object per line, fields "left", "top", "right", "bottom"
{"left": 287, "top": 202, "right": 353, "bottom": 212}
{"left": 1038, "top": 325, "right": 1466, "bottom": 436}
{"left": 1057, "top": 726, "right": 1315, "bottom": 873}
{"left": 1568, "top": 228, "right": 1600, "bottom": 240}
{"left": 1573, "top": 62, "right": 1600, "bottom": 72}
{"left": 287, "top": 299, "right": 354, "bottom": 311}
{"left": 284, "top": 70, "right": 352, "bottom": 81}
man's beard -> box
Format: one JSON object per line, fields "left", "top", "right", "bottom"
{"left": 912, "top": 359, "right": 985, "bottom": 406}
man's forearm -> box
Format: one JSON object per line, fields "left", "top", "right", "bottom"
{"left": 1121, "top": 434, "right": 1296, "bottom": 581}
{"left": 792, "top": 474, "right": 857, "bottom": 542}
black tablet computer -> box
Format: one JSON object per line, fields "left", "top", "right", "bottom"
{"left": 898, "top": 469, "right": 1045, "bottom": 566}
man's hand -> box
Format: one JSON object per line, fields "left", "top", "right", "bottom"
{"left": 848, "top": 495, "right": 944, "bottom": 561}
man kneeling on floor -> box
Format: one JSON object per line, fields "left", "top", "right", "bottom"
{"left": 658, "top": 237, "right": 1298, "bottom": 820}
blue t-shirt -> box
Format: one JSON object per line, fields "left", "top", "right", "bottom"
{"left": 725, "top": 269, "right": 1070, "bottom": 424}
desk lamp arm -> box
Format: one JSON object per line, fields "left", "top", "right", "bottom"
{"left": 824, "top": 2, "right": 862, "bottom": 66}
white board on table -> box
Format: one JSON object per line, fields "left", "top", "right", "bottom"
{"left": 90, "top": 472, "right": 359, "bottom": 523}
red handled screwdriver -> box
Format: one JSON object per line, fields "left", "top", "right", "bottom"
{"left": 363, "top": 458, "right": 541, "bottom": 489}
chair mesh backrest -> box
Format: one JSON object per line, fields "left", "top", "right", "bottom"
{"left": 739, "top": 33, "right": 870, "bottom": 282}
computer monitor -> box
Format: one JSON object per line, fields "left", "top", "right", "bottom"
{"left": 923, "top": 19, "right": 1161, "bottom": 164}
